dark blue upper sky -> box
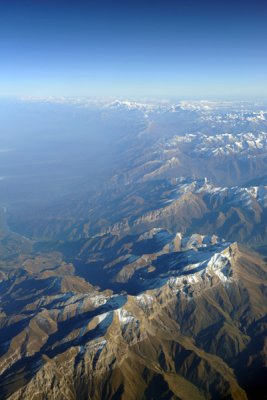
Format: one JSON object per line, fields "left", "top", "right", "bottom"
{"left": 0, "top": 0, "right": 266, "bottom": 98}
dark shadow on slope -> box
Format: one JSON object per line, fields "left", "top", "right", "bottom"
{"left": 0, "top": 296, "right": 126, "bottom": 400}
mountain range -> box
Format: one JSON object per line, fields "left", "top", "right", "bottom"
{"left": 0, "top": 99, "right": 266, "bottom": 399}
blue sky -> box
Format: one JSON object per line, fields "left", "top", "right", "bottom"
{"left": 0, "top": 0, "right": 267, "bottom": 98}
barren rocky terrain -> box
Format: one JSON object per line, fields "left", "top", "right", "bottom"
{"left": 0, "top": 99, "right": 266, "bottom": 399}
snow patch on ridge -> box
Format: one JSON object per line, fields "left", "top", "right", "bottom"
{"left": 136, "top": 294, "right": 154, "bottom": 308}
{"left": 116, "top": 308, "right": 136, "bottom": 325}
{"left": 168, "top": 247, "right": 233, "bottom": 293}
{"left": 206, "top": 253, "right": 231, "bottom": 282}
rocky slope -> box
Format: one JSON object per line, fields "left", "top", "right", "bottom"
{"left": 1, "top": 100, "right": 267, "bottom": 399}
{"left": 0, "top": 235, "right": 266, "bottom": 399}
{"left": 14, "top": 176, "right": 267, "bottom": 251}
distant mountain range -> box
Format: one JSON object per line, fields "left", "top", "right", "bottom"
{"left": 0, "top": 99, "right": 266, "bottom": 399}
